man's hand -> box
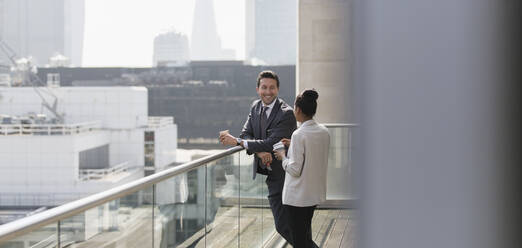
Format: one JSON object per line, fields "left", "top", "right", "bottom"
{"left": 274, "top": 150, "right": 285, "bottom": 161}
{"left": 256, "top": 152, "right": 272, "bottom": 166}
{"left": 281, "top": 138, "right": 291, "bottom": 148}
{"left": 220, "top": 133, "right": 237, "bottom": 146}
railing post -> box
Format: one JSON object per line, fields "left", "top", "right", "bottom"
{"left": 238, "top": 152, "right": 241, "bottom": 248}
{"left": 57, "top": 221, "right": 61, "bottom": 248}
{"left": 261, "top": 177, "right": 264, "bottom": 244}
{"left": 204, "top": 164, "right": 208, "bottom": 247}
{"left": 152, "top": 184, "right": 155, "bottom": 248}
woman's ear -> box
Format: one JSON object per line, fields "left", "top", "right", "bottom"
{"left": 293, "top": 107, "right": 301, "bottom": 121}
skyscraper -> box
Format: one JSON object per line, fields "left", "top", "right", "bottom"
{"left": 0, "top": 0, "right": 4, "bottom": 49}
{"left": 64, "top": 0, "right": 85, "bottom": 67}
{"left": 153, "top": 31, "right": 190, "bottom": 67}
{"left": 0, "top": 0, "right": 85, "bottom": 67}
{"left": 191, "top": 0, "right": 235, "bottom": 61}
{"left": 245, "top": 0, "right": 297, "bottom": 65}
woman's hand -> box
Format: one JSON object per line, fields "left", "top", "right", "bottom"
{"left": 281, "top": 138, "right": 291, "bottom": 148}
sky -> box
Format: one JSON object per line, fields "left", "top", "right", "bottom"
{"left": 82, "top": 0, "right": 245, "bottom": 67}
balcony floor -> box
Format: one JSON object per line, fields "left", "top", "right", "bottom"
{"left": 310, "top": 209, "right": 355, "bottom": 248}
{"left": 26, "top": 207, "right": 354, "bottom": 248}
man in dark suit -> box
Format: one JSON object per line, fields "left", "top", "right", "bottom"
{"left": 220, "top": 70, "right": 297, "bottom": 245}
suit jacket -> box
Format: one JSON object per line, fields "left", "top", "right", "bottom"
{"left": 240, "top": 98, "right": 297, "bottom": 180}
{"left": 282, "top": 119, "right": 330, "bottom": 207}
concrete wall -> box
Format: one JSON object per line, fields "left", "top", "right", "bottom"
{"left": 109, "top": 129, "right": 145, "bottom": 168}
{"left": 153, "top": 124, "right": 178, "bottom": 170}
{"left": 0, "top": 131, "right": 109, "bottom": 188}
{"left": 297, "top": 0, "right": 352, "bottom": 123}
{"left": 0, "top": 131, "right": 125, "bottom": 206}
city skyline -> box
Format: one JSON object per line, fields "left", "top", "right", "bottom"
{"left": 83, "top": 0, "right": 245, "bottom": 67}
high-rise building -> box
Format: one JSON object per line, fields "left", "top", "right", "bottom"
{"left": 0, "top": 0, "right": 4, "bottom": 55}
{"left": 0, "top": 0, "right": 85, "bottom": 67}
{"left": 191, "top": 0, "right": 235, "bottom": 61}
{"left": 153, "top": 31, "right": 190, "bottom": 67}
{"left": 245, "top": 0, "right": 297, "bottom": 65}
{"left": 64, "top": 0, "right": 85, "bottom": 67}
{"left": 0, "top": 0, "right": 8, "bottom": 67}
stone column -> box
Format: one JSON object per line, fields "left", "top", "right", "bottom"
{"left": 297, "top": 0, "right": 352, "bottom": 123}
{"left": 298, "top": 0, "right": 355, "bottom": 202}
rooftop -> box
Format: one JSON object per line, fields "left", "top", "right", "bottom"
{"left": 0, "top": 121, "right": 101, "bottom": 136}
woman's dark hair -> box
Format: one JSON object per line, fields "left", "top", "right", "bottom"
{"left": 295, "top": 89, "right": 319, "bottom": 117}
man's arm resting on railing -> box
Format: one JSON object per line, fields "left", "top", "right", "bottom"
{"left": 241, "top": 110, "right": 296, "bottom": 154}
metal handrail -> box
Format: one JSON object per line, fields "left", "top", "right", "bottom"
{"left": 0, "top": 122, "right": 357, "bottom": 243}
{"left": 0, "top": 146, "right": 244, "bottom": 243}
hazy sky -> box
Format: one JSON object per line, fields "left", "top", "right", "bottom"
{"left": 82, "top": 0, "right": 245, "bottom": 67}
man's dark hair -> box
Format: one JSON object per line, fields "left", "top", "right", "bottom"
{"left": 295, "top": 89, "right": 319, "bottom": 117}
{"left": 256, "top": 70, "right": 280, "bottom": 88}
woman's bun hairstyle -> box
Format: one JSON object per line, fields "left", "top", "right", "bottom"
{"left": 295, "top": 88, "right": 319, "bottom": 117}
{"left": 302, "top": 89, "right": 319, "bottom": 101}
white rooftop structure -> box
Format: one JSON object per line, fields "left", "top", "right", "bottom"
{"left": 0, "top": 87, "right": 178, "bottom": 207}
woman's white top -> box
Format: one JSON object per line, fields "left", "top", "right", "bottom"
{"left": 282, "top": 119, "right": 330, "bottom": 207}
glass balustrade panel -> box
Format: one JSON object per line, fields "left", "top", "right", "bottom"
{"left": 236, "top": 152, "right": 274, "bottom": 247}
{"left": 154, "top": 170, "right": 204, "bottom": 248}
{"left": 59, "top": 187, "right": 154, "bottom": 248}
{"left": 203, "top": 153, "right": 240, "bottom": 247}
{"left": 326, "top": 126, "right": 355, "bottom": 200}
{"left": 0, "top": 223, "right": 57, "bottom": 248}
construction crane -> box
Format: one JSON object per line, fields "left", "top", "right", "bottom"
{"left": 0, "top": 36, "right": 64, "bottom": 123}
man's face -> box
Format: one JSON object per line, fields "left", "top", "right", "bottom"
{"left": 256, "top": 78, "right": 279, "bottom": 105}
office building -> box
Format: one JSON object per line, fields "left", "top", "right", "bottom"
{"left": 191, "top": 0, "right": 235, "bottom": 60}
{"left": 153, "top": 31, "right": 190, "bottom": 67}
{"left": 245, "top": 0, "right": 297, "bottom": 65}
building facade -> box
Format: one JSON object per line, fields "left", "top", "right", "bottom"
{"left": 191, "top": 0, "right": 235, "bottom": 61}
{"left": 0, "top": 87, "right": 178, "bottom": 207}
{"left": 245, "top": 0, "right": 297, "bottom": 65}
{"left": 153, "top": 31, "right": 190, "bottom": 67}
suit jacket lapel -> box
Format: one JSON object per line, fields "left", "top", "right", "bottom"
{"left": 256, "top": 101, "right": 263, "bottom": 117}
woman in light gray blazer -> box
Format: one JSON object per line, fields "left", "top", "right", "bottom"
{"left": 274, "top": 89, "right": 330, "bottom": 248}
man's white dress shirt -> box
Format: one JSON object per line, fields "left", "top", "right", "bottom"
{"left": 242, "top": 99, "right": 276, "bottom": 149}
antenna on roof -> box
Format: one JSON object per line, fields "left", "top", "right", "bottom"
{"left": 0, "top": 37, "right": 64, "bottom": 123}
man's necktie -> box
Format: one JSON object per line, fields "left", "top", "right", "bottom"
{"left": 260, "top": 106, "right": 268, "bottom": 139}
{"left": 257, "top": 106, "right": 270, "bottom": 171}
